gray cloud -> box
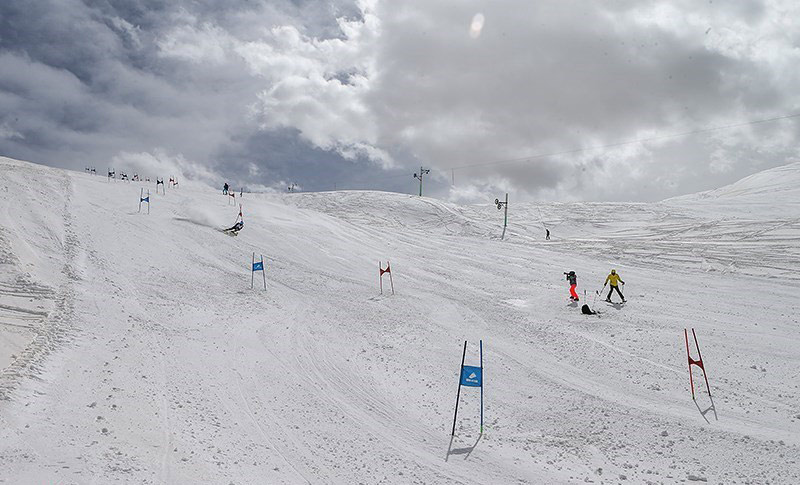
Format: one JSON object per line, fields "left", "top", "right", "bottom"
{"left": 0, "top": 0, "right": 364, "bottom": 190}
{"left": 1, "top": 0, "right": 799, "bottom": 201}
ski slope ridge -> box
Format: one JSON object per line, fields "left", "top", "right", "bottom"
{"left": 0, "top": 156, "right": 798, "bottom": 484}
{"left": 670, "top": 160, "right": 800, "bottom": 203}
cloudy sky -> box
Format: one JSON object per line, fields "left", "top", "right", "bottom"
{"left": 1, "top": 0, "right": 799, "bottom": 202}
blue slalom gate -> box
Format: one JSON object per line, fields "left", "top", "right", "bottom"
{"left": 251, "top": 252, "right": 266, "bottom": 290}
{"left": 452, "top": 340, "right": 484, "bottom": 435}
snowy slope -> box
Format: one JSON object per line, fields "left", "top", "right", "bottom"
{"left": 0, "top": 156, "right": 798, "bottom": 484}
{"left": 669, "top": 161, "right": 800, "bottom": 205}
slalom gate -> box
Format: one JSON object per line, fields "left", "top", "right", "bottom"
{"left": 107, "top": 168, "right": 115, "bottom": 181}
{"left": 138, "top": 188, "right": 150, "bottom": 214}
{"left": 379, "top": 261, "right": 394, "bottom": 295}
{"left": 495, "top": 193, "right": 508, "bottom": 239}
{"left": 251, "top": 252, "right": 266, "bottom": 290}
{"left": 156, "top": 178, "right": 165, "bottom": 195}
{"left": 685, "top": 328, "right": 711, "bottom": 400}
{"left": 452, "top": 340, "right": 484, "bottom": 435}
{"left": 228, "top": 192, "right": 236, "bottom": 205}
{"left": 169, "top": 176, "right": 178, "bottom": 188}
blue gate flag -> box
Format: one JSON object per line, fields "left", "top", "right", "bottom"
{"left": 252, "top": 261, "right": 264, "bottom": 271}
{"left": 460, "top": 365, "right": 482, "bottom": 387}
{"left": 141, "top": 196, "right": 149, "bottom": 203}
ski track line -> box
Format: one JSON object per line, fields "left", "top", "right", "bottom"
{"left": 493, "top": 326, "right": 798, "bottom": 449}
{"left": 231, "top": 365, "right": 312, "bottom": 484}
{"left": 117, "top": 258, "right": 175, "bottom": 483}
{"left": 262, "top": 285, "right": 423, "bottom": 481}
{"left": 281, "top": 291, "right": 463, "bottom": 482}
{"left": 566, "top": 331, "right": 683, "bottom": 375}
{"left": 0, "top": 171, "right": 83, "bottom": 482}
{"left": 230, "top": 298, "right": 314, "bottom": 484}
{"left": 289, "top": 321, "right": 486, "bottom": 484}
{"left": 77, "top": 192, "right": 174, "bottom": 485}
{"left": 155, "top": 334, "right": 173, "bottom": 484}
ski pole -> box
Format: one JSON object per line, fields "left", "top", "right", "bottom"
{"left": 594, "top": 284, "right": 606, "bottom": 305}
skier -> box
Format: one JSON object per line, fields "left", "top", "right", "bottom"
{"left": 546, "top": 228, "right": 550, "bottom": 240}
{"left": 604, "top": 269, "right": 625, "bottom": 303}
{"left": 564, "top": 271, "right": 579, "bottom": 301}
{"left": 223, "top": 219, "right": 244, "bottom": 234}
{"left": 223, "top": 182, "right": 229, "bottom": 195}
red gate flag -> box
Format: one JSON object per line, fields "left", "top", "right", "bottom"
{"left": 685, "top": 328, "right": 711, "bottom": 400}
{"left": 379, "top": 261, "right": 394, "bottom": 295}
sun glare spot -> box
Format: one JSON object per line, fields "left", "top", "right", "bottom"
{"left": 469, "top": 13, "right": 485, "bottom": 39}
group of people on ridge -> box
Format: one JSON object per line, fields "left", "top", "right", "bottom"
{"left": 564, "top": 269, "right": 626, "bottom": 303}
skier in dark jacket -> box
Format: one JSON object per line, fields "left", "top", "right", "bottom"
{"left": 224, "top": 220, "right": 243, "bottom": 233}
{"left": 223, "top": 182, "right": 229, "bottom": 195}
{"left": 564, "top": 271, "right": 579, "bottom": 301}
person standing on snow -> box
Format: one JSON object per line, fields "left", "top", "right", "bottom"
{"left": 546, "top": 228, "right": 550, "bottom": 240}
{"left": 223, "top": 182, "right": 229, "bottom": 195}
{"left": 604, "top": 269, "right": 626, "bottom": 303}
{"left": 564, "top": 271, "right": 579, "bottom": 301}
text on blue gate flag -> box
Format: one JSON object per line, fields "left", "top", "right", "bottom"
{"left": 460, "top": 365, "right": 482, "bottom": 387}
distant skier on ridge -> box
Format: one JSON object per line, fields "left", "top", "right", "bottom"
{"left": 546, "top": 228, "right": 550, "bottom": 240}
{"left": 564, "top": 271, "right": 579, "bottom": 301}
{"left": 604, "top": 269, "right": 626, "bottom": 303}
{"left": 223, "top": 182, "right": 229, "bottom": 195}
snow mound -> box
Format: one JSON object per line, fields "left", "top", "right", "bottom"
{"left": 668, "top": 161, "right": 800, "bottom": 205}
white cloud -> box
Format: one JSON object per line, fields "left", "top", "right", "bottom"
{"left": 447, "top": 182, "right": 501, "bottom": 205}
{"left": 152, "top": 0, "right": 393, "bottom": 168}
{"left": 240, "top": 2, "right": 392, "bottom": 168}
{"left": 0, "top": 123, "right": 24, "bottom": 140}
{"left": 157, "top": 21, "right": 235, "bottom": 64}
{"left": 109, "top": 16, "right": 142, "bottom": 49}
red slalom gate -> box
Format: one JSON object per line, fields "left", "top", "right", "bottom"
{"left": 379, "top": 261, "right": 394, "bottom": 295}
{"left": 685, "top": 328, "right": 711, "bottom": 400}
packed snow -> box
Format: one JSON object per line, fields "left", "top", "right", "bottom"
{"left": 0, "top": 156, "right": 798, "bottom": 483}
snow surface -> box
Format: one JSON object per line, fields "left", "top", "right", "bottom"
{"left": 0, "top": 156, "right": 798, "bottom": 484}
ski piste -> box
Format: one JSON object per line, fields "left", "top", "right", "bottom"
{"left": 1, "top": 156, "right": 799, "bottom": 483}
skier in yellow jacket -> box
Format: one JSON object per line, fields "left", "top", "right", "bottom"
{"left": 604, "top": 269, "right": 626, "bottom": 303}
